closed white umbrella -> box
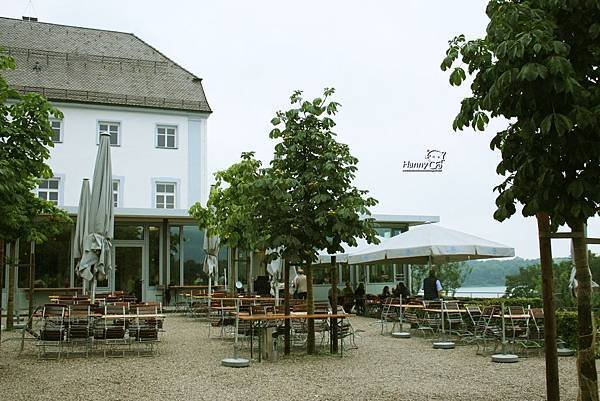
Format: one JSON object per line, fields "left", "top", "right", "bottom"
{"left": 73, "top": 179, "right": 90, "bottom": 294}
{"left": 348, "top": 224, "right": 514, "bottom": 265}
{"left": 79, "top": 133, "right": 114, "bottom": 302}
{"left": 203, "top": 231, "right": 220, "bottom": 300}
{"left": 266, "top": 249, "right": 282, "bottom": 304}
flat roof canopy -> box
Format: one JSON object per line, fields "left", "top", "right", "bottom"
{"left": 62, "top": 207, "right": 440, "bottom": 226}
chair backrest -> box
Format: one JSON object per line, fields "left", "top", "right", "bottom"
{"left": 43, "top": 304, "right": 66, "bottom": 318}
{"left": 105, "top": 304, "right": 126, "bottom": 316}
{"left": 137, "top": 305, "right": 158, "bottom": 315}
{"left": 508, "top": 306, "right": 526, "bottom": 316}
{"left": 69, "top": 304, "right": 91, "bottom": 318}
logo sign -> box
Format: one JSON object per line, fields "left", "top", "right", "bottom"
{"left": 402, "top": 150, "right": 446, "bottom": 173}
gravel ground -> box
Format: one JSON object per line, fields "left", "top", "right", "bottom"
{"left": 0, "top": 315, "right": 589, "bottom": 401}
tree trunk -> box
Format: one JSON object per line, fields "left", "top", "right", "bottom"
{"left": 306, "top": 261, "right": 315, "bottom": 354}
{"left": 0, "top": 239, "right": 4, "bottom": 344}
{"left": 570, "top": 221, "right": 599, "bottom": 401}
{"left": 284, "top": 259, "right": 291, "bottom": 355}
{"left": 330, "top": 257, "right": 338, "bottom": 353}
{"left": 6, "top": 241, "right": 15, "bottom": 330}
{"left": 536, "top": 212, "right": 560, "bottom": 401}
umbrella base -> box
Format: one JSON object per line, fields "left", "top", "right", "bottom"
{"left": 557, "top": 348, "right": 575, "bottom": 357}
{"left": 491, "top": 353, "right": 519, "bottom": 363}
{"left": 392, "top": 332, "right": 411, "bottom": 339}
{"left": 432, "top": 341, "right": 455, "bottom": 349}
{"left": 221, "top": 357, "right": 250, "bottom": 368}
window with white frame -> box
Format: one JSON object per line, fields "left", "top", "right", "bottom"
{"left": 50, "top": 119, "right": 63, "bottom": 142}
{"left": 37, "top": 178, "right": 60, "bottom": 204}
{"left": 98, "top": 121, "right": 120, "bottom": 146}
{"left": 156, "top": 125, "right": 177, "bottom": 149}
{"left": 112, "top": 180, "right": 120, "bottom": 208}
{"left": 155, "top": 182, "right": 176, "bottom": 209}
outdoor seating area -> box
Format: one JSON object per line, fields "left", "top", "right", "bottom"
{"left": 0, "top": 313, "right": 582, "bottom": 401}
{"left": 29, "top": 295, "right": 164, "bottom": 359}
{"left": 377, "top": 297, "right": 548, "bottom": 358}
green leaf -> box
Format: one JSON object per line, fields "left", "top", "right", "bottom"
{"left": 590, "top": 23, "right": 600, "bottom": 40}
{"left": 553, "top": 114, "right": 573, "bottom": 135}
{"left": 270, "top": 117, "right": 281, "bottom": 126}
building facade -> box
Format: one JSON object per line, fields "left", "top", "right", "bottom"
{"left": 1, "top": 17, "right": 212, "bottom": 308}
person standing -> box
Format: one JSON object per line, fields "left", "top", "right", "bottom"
{"left": 354, "top": 282, "right": 366, "bottom": 315}
{"left": 423, "top": 270, "right": 443, "bottom": 300}
{"left": 342, "top": 282, "right": 355, "bottom": 313}
{"left": 294, "top": 268, "right": 308, "bottom": 299}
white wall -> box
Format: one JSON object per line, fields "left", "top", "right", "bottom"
{"left": 48, "top": 103, "right": 208, "bottom": 209}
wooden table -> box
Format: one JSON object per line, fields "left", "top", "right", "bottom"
{"left": 238, "top": 313, "right": 353, "bottom": 361}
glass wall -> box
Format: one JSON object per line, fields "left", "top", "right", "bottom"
{"left": 182, "top": 225, "right": 206, "bottom": 285}
{"left": 341, "top": 264, "right": 351, "bottom": 284}
{"left": 169, "top": 226, "right": 181, "bottom": 285}
{"left": 237, "top": 250, "right": 250, "bottom": 287}
{"left": 368, "top": 264, "right": 394, "bottom": 283}
{"left": 18, "top": 240, "right": 32, "bottom": 288}
{"left": 114, "top": 224, "right": 144, "bottom": 240}
{"left": 34, "top": 224, "right": 72, "bottom": 288}
{"left": 148, "top": 225, "right": 160, "bottom": 286}
{"left": 312, "top": 265, "right": 330, "bottom": 285}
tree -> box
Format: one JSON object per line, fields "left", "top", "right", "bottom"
{"left": 410, "top": 262, "right": 472, "bottom": 297}
{"left": 0, "top": 53, "right": 70, "bottom": 334}
{"left": 442, "top": 2, "right": 600, "bottom": 400}
{"left": 267, "top": 88, "right": 379, "bottom": 354}
{"left": 189, "top": 152, "right": 269, "bottom": 293}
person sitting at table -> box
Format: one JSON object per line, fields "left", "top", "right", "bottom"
{"left": 380, "top": 285, "right": 391, "bottom": 300}
{"left": 342, "top": 282, "right": 354, "bottom": 313}
{"left": 354, "top": 282, "right": 366, "bottom": 315}
{"left": 393, "top": 282, "right": 410, "bottom": 300}
{"left": 423, "top": 269, "right": 443, "bottom": 300}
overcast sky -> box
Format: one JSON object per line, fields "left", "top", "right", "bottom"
{"left": 4, "top": 0, "right": 599, "bottom": 258}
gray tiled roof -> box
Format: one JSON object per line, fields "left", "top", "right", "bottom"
{"left": 0, "top": 17, "right": 211, "bottom": 113}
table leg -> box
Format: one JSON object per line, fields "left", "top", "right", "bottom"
{"left": 250, "top": 321, "right": 254, "bottom": 359}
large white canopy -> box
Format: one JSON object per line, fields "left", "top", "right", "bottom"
{"left": 347, "top": 224, "right": 514, "bottom": 265}
{"left": 317, "top": 236, "right": 383, "bottom": 264}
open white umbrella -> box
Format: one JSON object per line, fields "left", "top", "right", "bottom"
{"left": 79, "top": 133, "right": 114, "bottom": 302}
{"left": 347, "top": 224, "right": 514, "bottom": 265}
{"left": 203, "top": 231, "right": 220, "bottom": 301}
{"left": 317, "top": 236, "right": 384, "bottom": 264}
{"left": 73, "top": 179, "right": 90, "bottom": 294}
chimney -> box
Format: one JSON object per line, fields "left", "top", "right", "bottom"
{"left": 22, "top": 16, "right": 39, "bottom": 22}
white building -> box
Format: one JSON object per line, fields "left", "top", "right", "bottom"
{"left": 1, "top": 17, "right": 439, "bottom": 307}
{"left": 1, "top": 16, "right": 212, "bottom": 306}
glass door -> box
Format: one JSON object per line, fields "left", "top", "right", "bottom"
{"left": 113, "top": 244, "right": 144, "bottom": 300}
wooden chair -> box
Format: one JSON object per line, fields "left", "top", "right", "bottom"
{"left": 94, "top": 304, "right": 127, "bottom": 357}
{"left": 37, "top": 304, "right": 67, "bottom": 359}
{"left": 66, "top": 304, "right": 92, "bottom": 357}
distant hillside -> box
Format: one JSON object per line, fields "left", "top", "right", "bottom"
{"left": 461, "top": 257, "right": 568, "bottom": 286}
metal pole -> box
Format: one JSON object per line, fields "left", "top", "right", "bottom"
{"left": 284, "top": 259, "right": 290, "bottom": 355}
{"left": 28, "top": 241, "right": 34, "bottom": 329}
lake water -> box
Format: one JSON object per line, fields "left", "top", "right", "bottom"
{"left": 453, "top": 286, "right": 507, "bottom": 298}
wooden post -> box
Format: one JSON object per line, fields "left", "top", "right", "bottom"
{"left": 28, "top": 241, "right": 35, "bottom": 329}
{"left": 536, "top": 212, "right": 560, "bottom": 401}
{"left": 6, "top": 241, "right": 15, "bottom": 331}
{"left": 306, "top": 262, "right": 315, "bottom": 354}
{"left": 284, "top": 259, "right": 290, "bottom": 355}
{"left": 330, "top": 256, "right": 338, "bottom": 353}
{"left": 0, "top": 239, "right": 4, "bottom": 345}
{"left": 570, "top": 221, "right": 599, "bottom": 401}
